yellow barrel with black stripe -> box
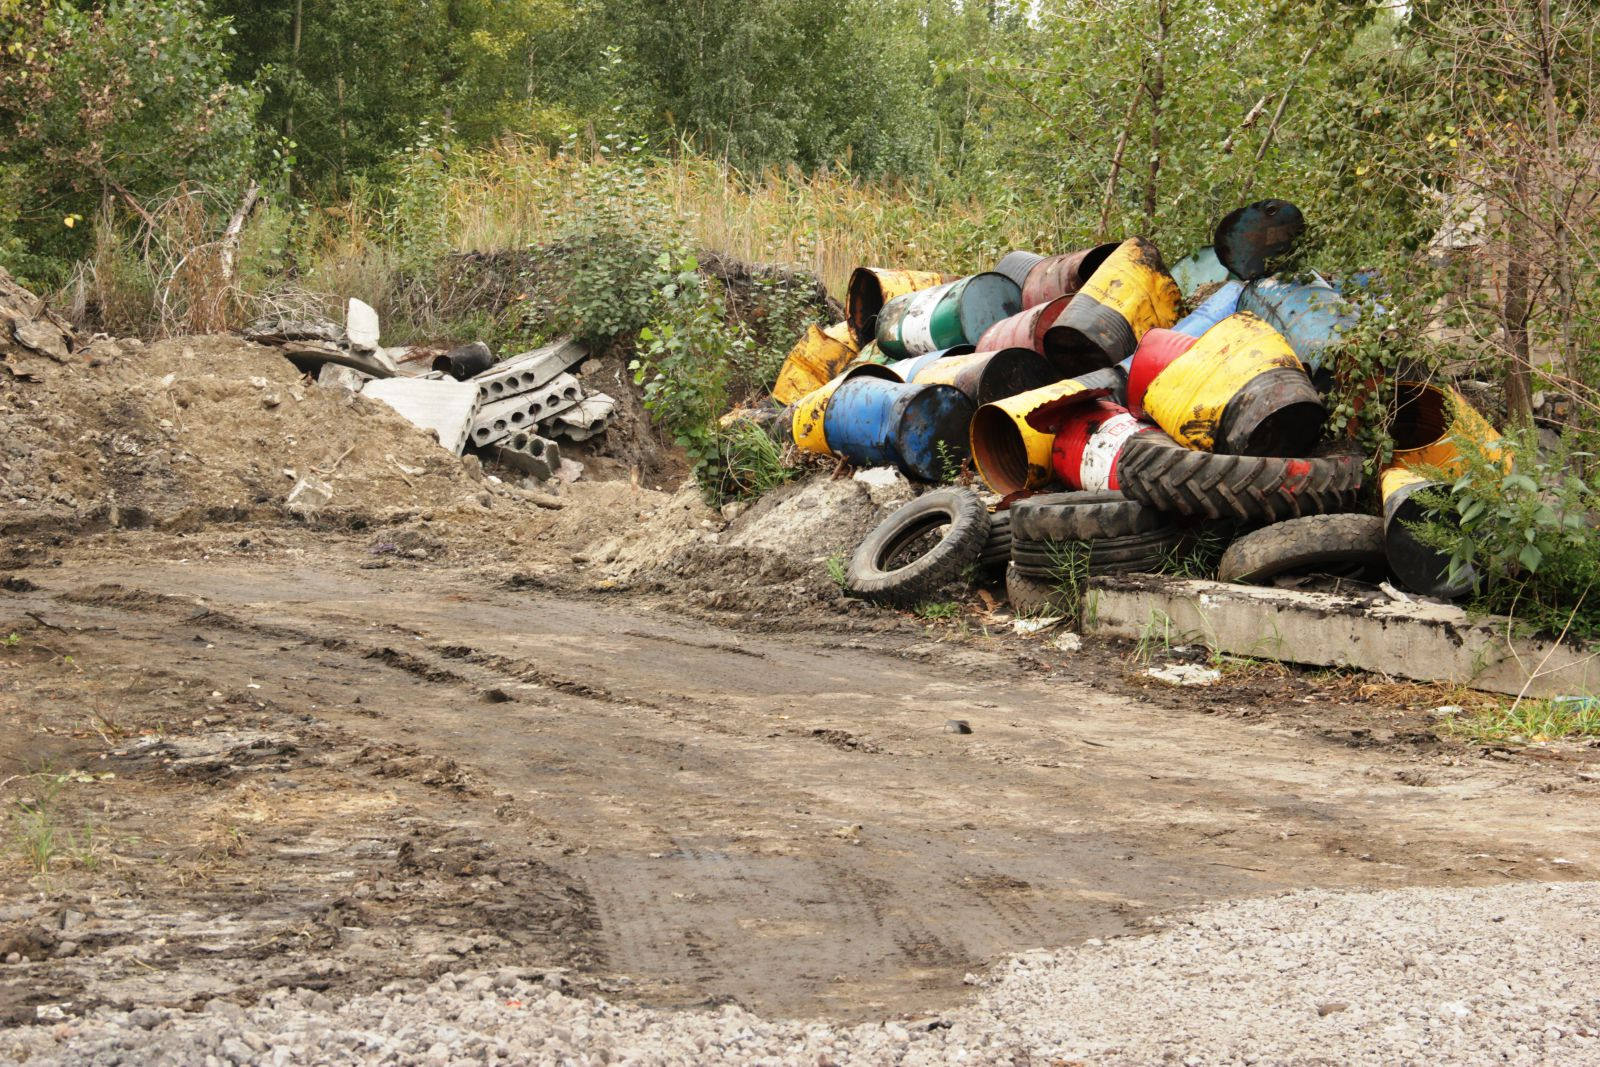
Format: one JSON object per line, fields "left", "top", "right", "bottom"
{"left": 772, "top": 321, "right": 860, "bottom": 405}
{"left": 1390, "top": 382, "right": 1502, "bottom": 476}
{"left": 789, "top": 364, "right": 898, "bottom": 456}
{"left": 846, "top": 268, "right": 952, "bottom": 345}
{"left": 1138, "top": 311, "right": 1324, "bottom": 456}
{"left": 1041, "top": 236, "right": 1181, "bottom": 375}
{"left": 1381, "top": 466, "right": 1474, "bottom": 598}
{"left": 971, "top": 379, "right": 1105, "bottom": 496}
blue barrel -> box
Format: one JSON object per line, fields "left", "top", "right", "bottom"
{"left": 1173, "top": 280, "right": 1244, "bottom": 338}
{"left": 824, "top": 377, "right": 975, "bottom": 482}
{"left": 1169, "top": 246, "right": 1236, "bottom": 297}
{"left": 1238, "top": 275, "right": 1359, "bottom": 373}
{"left": 884, "top": 345, "right": 976, "bottom": 384}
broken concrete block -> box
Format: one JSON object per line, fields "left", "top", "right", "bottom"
{"left": 468, "top": 373, "right": 582, "bottom": 449}
{"left": 545, "top": 392, "right": 615, "bottom": 442}
{"left": 243, "top": 317, "right": 343, "bottom": 345}
{"left": 286, "top": 476, "right": 334, "bottom": 517}
{"left": 555, "top": 457, "right": 585, "bottom": 483}
{"left": 472, "top": 338, "right": 586, "bottom": 402}
{"left": 485, "top": 432, "right": 561, "bottom": 480}
{"left": 316, "top": 362, "right": 371, "bottom": 395}
{"left": 361, "top": 377, "right": 480, "bottom": 455}
{"left": 345, "top": 298, "right": 381, "bottom": 352}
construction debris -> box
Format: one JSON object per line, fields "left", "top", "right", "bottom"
{"left": 361, "top": 378, "right": 481, "bottom": 455}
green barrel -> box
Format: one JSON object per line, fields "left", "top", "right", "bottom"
{"left": 875, "top": 273, "right": 1021, "bottom": 360}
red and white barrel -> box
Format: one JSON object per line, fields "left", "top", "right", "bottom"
{"left": 1051, "top": 398, "right": 1159, "bottom": 491}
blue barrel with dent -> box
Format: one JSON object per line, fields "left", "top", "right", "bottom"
{"left": 823, "top": 377, "right": 976, "bottom": 482}
{"left": 1239, "top": 275, "right": 1360, "bottom": 373}
{"left": 884, "top": 344, "right": 977, "bottom": 383}
{"left": 1173, "top": 280, "right": 1245, "bottom": 337}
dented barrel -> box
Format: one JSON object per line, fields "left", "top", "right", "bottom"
{"left": 1391, "top": 381, "right": 1503, "bottom": 475}
{"left": 846, "top": 269, "right": 952, "bottom": 346}
{"left": 1136, "top": 311, "right": 1324, "bottom": 455}
{"left": 911, "top": 347, "right": 1058, "bottom": 407}
{"left": 1173, "top": 280, "right": 1245, "bottom": 338}
{"left": 1041, "top": 237, "right": 1181, "bottom": 375}
{"left": 1125, "top": 328, "right": 1199, "bottom": 420}
{"left": 994, "top": 250, "right": 1045, "bottom": 290}
{"left": 1050, "top": 398, "right": 1158, "bottom": 492}
{"left": 976, "top": 296, "right": 1071, "bottom": 354}
{"left": 789, "top": 364, "right": 898, "bottom": 456}
{"left": 1239, "top": 275, "right": 1358, "bottom": 374}
{"left": 1169, "top": 246, "right": 1236, "bottom": 297}
{"left": 875, "top": 272, "right": 1022, "bottom": 361}
{"left": 1020, "top": 244, "right": 1120, "bottom": 308}
{"left": 1214, "top": 199, "right": 1305, "bottom": 280}
{"left": 970, "top": 379, "right": 1107, "bottom": 496}
{"left": 823, "top": 377, "right": 975, "bottom": 482}
{"left": 1071, "top": 363, "right": 1132, "bottom": 407}
{"left": 883, "top": 344, "right": 976, "bottom": 384}
{"left": 772, "top": 321, "right": 861, "bottom": 404}
{"left": 1382, "top": 466, "right": 1475, "bottom": 599}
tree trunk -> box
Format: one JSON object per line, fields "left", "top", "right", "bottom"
{"left": 1142, "top": 0, "right": 1168, "bottom": 231}
{"left": 1502, "top": 156, "right": 1535, "bottom": 428}
{"left": 286, "top": 0, "right": 303, "bottom": 143}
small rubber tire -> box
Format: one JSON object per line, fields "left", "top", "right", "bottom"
{"left": 1218, "top": 513, "right": 1387, "bottom": 584}
{"left": 1005, "top": 563, "right": 1079, "bottom": 617}
{"left": 845, "top": 488, "right": 989, "bottom": 604}
{"left": 1116, "top": 433, "right": 1364, "bottom": 523}
{"left": 1009, "top": 491, "right": 1166, "bottom": 543}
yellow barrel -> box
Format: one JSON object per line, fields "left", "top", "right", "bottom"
{"left": 1140, "top": 311, "right": 1319, "bottom": 455}
{"left": 1042, "top": 237, "right": 1182, "bottom": 374}
{"left": 971, "top": 379, "right": 1102, "bottom": 496}
{"left": 846, "top": 268, "right": 952, "bottom": 345}
{"left": 1391, "top": 382, "right": 1502, "bottom": 476}
{"left": 772, "top": 321, "right": 860, "bottom": 405}
{"left": 789, "top": 364, "right": 897, "bottom": 455}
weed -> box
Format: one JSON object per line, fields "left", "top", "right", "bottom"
{"left": 1444, "top": 697, "right": 1600, "bottom": 745}
{"left": 915, "top": 601, "right": 961, "bottom": 621}
{"left": 14, "top": 805, "right": 56, "bottom": 873}
{"left": 934, "top": 440, "right": 964, "bottom": 485}
{"left": 1042, "top": 540, "right": 1092, "bottom": 623}
{"left": 709, "top": 420, "right": 795, "bottom": 502}
{"left": 1130, "top": 608, "right": 1182, "bottom": 666}
{"left": 2, "top": 632, "right": 18, "bottom": 647}
{"left": 1157, "top": 526, "right": 1231, "bottom": 580}
{"left": 825, "top": 553, "right": 849, "bottom": 589}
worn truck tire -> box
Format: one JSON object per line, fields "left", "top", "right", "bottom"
{"left": 1117, "top": 433, "right": 1363, "bottom": 523}
{"left": 1009, "top": 491, "right": 1166, "bottom": 543}
{"left": 1217, "top": 513, "right": 1387, "bottom": 584}
{"left": 1005, "top": 563, "right": 1079, "bottom": 617}
{"left": 1011, "top": 528, "right": 1184, "bottom": 572}
{"left": 845, "top": 488, "right": 989, "bottom": 604}
{"left": 979, "top": 509, "right": 1012, "bottom": 570}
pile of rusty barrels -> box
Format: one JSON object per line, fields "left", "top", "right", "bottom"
{"left": 770, "top": 199, "right": 1503, "bottom": 602}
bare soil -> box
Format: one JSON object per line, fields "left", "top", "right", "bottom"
{"left": 2, "top": 323, "right": 1599, "bottom": 1034}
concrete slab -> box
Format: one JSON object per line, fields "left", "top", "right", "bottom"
{"left": 468, "top": 373, "right": 582, "bottom": 448}
{"left": 545, "top": 392, "right": 615, "bottom": 441}
{"left": 361, "top": 378, "right": 480, "bottom": 455}
{"left": 473, "top": 338, "right": 586, "bottom": 402}
{"left": 484, "top": 432, "right": 560, "bottom": 480}
{"left": 346, "top": 298, "right": 381, "bottom": 352}
{"left": 1086, "top": 576, "right": 1600, "bottom": 698}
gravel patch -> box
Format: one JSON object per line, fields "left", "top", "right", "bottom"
{"left": 8, "top": 881, "right": 1599, "bottom": 1065}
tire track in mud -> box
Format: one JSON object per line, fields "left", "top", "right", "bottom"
{"left": 16, "top": 568, "right": 1600, "bottom": 1021}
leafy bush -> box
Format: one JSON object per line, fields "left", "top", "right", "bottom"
{"left": 1412, "top": 425, "right": 1600, "bottom": 640}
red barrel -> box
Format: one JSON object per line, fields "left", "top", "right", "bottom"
{"left": 1050, "top": 399, "right": 1159, "bottom": 491}
{"left": 975, "top": 296, "right": 1071, "bottom": 354}
{"left": 1020, "top": 244, "right": 1120, "bottom": 308}
{"left": 1125, "top": 328, "right": 1198, "bottom": 420}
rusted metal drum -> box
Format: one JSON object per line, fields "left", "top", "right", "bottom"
{"left": 1050, "top": 398, "right": 1159, "bottom": 492}
{"left": 1390, "top": 381, "right": 1502, "bottom": 474}
{"left": 789, "top": 364, "right": 898, "bottom": 456}
{"left": 1020, "top": 243, "right": 1120, "bottom": 308}
{"left": 1239, "top": 275, "right": 1358, "bottom": 374}
{"left": 772, "top": 321, "right": 861, "bottom": 404}
{"left": 1136, "top": 311, "right": 1324, "bottom": 455}
{"left": 1040, "top": 237, "right": 1181, "bottom": 376}
{"left": 823, "top": 377, "right": 975, "bottom": 482}
{"left": 994, "top": 250, "right": 1045, "bottom": 290}
{"left": 1071, "top": 363, "right": 1131, "bottom": 407}
{"left": 875, "top": 273, "right": 1022, "bottom": 360}
{"left": 1169, "top": 246, "right": 1235, "bottom": 297}
{"left": 846, "top": 268, "right": 951, "bottom": 346}
{"left": 975, "top": 296, "right": 1070, "bottom": 354}
{"left": 1382, "top": 466, "right": 1475, "bottom": 598}
{"left": 970, "top": 379, "right": 1107, "bottom": 496}
{"left": 911, "top": 347, "right": 1058, "bottom": 407}
{"left": 883, "top": 345, "right": 976, "bottom": 384}
{"left": 1214, "top": 199, "right": 1306, "bottom": 280}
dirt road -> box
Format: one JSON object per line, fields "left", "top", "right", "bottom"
{"left": 3, "top": 541, "right": 1596, "bottom": 1028}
